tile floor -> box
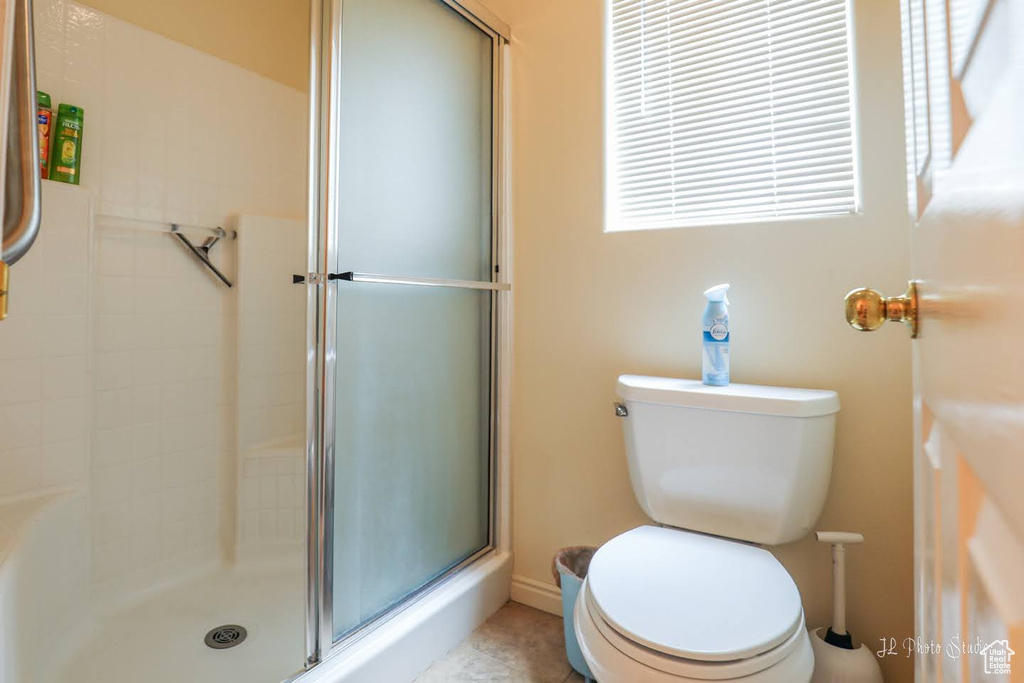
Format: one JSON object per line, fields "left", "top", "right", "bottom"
{"left": 415, "top": 602, "right": 585, "bottom": 683}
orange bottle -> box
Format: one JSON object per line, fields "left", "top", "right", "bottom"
{"left": 37, "top": 91, "right": 52, "bottom": 179}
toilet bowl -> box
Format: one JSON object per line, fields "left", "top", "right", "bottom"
{"left": 573, "top": 376, "right": 840, "bottom": 683}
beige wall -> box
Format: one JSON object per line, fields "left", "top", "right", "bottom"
{"left": 77, "top": 0, "right": 309, "bottom": 90}
{"left": 485, "top": 0, "right": 914, "bottom": 679}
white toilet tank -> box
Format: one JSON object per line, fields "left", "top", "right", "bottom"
{"left": 616, "top": 375, "right": 840, "bottom": 546}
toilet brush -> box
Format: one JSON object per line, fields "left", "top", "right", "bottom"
{"left": 809, "top": 532, "right": 884, "bottom": 683}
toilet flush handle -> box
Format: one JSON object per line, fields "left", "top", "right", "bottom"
{"left": 613, "top": 402, "right": 628, "bottom": 417}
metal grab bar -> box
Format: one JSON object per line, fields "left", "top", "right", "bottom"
{"left": 335, "top": 271, "right": 510, "bottom": 291}
{"left": 2, "top": 0, "right": 41, "bottom": 267}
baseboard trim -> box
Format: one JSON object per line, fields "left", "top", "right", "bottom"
{"left": 510, "top": 574, "right": 562, "bottom": 617}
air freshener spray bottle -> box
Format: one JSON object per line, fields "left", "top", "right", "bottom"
{"left": 702, "top": 284, "right": 730, "bottom": 386}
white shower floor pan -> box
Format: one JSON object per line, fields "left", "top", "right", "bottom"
{"left": 43, "top": 552, "right": 306, "bottom": 683}
{"left": 41, "top": 549, "right": 513, "bottom": 683}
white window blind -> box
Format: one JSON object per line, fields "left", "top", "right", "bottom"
{"left": 606, "top": 0, "right": 859, "bottom": 231}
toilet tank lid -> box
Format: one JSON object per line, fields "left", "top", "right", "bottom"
{"left": 616, "top": 375, "right": 839, "bottom": 418}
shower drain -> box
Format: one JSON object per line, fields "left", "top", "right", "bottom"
{"left": 204, "top": 624, "right": 247, "bottom": 649}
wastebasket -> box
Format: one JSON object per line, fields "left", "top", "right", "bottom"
{"left": 553, "top": 546, "right": 597, "bottom": 682}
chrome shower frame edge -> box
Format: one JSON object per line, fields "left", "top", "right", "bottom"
{"left": 316, "top": 0, "right": 344, "bottom": 662}
{"left": 304, "top": 0, "right": 332, "bottom": 668}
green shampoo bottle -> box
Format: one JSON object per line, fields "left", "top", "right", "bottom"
{"left": 49, "top": 104, "right": 84, "bottom": 185}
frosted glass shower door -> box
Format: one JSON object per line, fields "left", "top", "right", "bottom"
{"left": 327, "top": 0, "right": 499, "bottom": 641}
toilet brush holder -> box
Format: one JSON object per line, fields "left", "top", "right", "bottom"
{"left": 809, "top": 531, "right": 884, "bottom": 683}
{"left": 810, "top": 627, "right": 884, "bottom": 683}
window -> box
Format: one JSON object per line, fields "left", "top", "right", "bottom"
{"left": 606, "top": 0, "right": 860, "bottom": 231}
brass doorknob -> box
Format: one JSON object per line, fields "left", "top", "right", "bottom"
{"left": 844, "top": 281, "right": 919, "bottom": 338}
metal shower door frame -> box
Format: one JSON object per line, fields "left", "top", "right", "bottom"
{"left": 303, "top": 0, "right": 510, "bottom": 670}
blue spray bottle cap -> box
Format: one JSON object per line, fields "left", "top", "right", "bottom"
{"left": 703, "top": 283, "right": 730, "bottom": 305}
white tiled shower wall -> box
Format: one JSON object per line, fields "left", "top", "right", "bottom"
{"left": 0, "top": 184, "right": 92, "bottom": 500}
{"left": 90, "top": 225, "right": 234, "bottom": 583}
{"left": 33, "top": 0, "right": 306, "bottom": 228}
{"left": 239, "top": 439, "right": 306, "bottom": 544}
{"left": 19, "top": 1, "right": 308, "bottom": 587}
{"left": 236, "top": 217, "right": 306, "bottom": 544}
{"left": 0, "top": 188, "right": 93, "bottom": 683}
{"left": 237, "top": 216, "right": 306, "bottom": 451}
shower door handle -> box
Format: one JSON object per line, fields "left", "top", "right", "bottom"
{"left": 334, "top": 271, "right": 510, "bottom": 291}
{"left": 1, "top": 0, "right": 43, "bottom": 320}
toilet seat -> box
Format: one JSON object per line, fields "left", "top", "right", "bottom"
{"left": 575, "top": 579, "right": 814, "bottom": 682}
{"left": 588, "top": 526, "right": 804, "bottom": 661}
{"left": 574, "top": 525, "right": 814, "bottom": 682}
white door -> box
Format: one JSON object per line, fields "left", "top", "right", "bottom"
{"left": 850, "top": 0, "right": 1024, "bottom": 680}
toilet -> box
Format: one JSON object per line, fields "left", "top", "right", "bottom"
{"left": 574, "top": 375, "right": 840, "bottom": 682}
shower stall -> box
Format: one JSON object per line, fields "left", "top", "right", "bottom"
{"left": 0, "top": 0, "right": 510, "bottom": 679}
